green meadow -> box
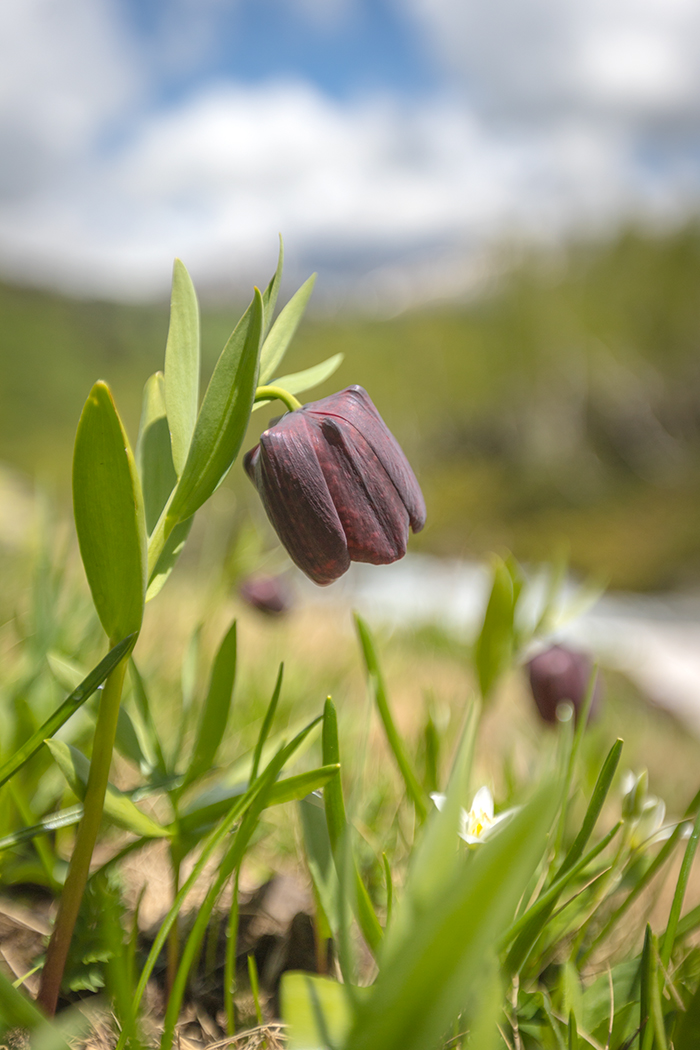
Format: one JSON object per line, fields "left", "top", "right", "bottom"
{"left": 3, "top": 222, "right": 700, "bottom": 590}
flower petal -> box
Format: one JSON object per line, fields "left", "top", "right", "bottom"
{"left": 305, "top": 386, "right": 426, "bottom": 533}
{"left": 471, "top": 786, "right": 494, "bottom": 820}
{"left": 252, "top": 414, "right": 350, "bottom": 585}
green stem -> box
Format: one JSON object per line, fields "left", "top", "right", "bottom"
{"left": 224, "top": 870, "right": 240, "bottom": 1036}
{"left": 36, "top": 656, "right": 128, "bottom": 1016}
{"left": 254, "top": 385, "right": 302, "bottom": 413}
{"left": 166, "top": 853, "right": 181, "bottom": 998}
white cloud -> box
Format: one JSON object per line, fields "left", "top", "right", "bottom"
{"left": 0, "top": 0, "right": 699, "bottom": 300}
{"left": 405, "top": 0, "right": 700, "bottom": 121}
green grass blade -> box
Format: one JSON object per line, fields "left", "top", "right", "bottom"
{"left": 558, "top": 738, "right": 623, "bottom": 877}
{"left": 502, "top": 821, "right": 622, "bottom": 969}
{"left": 251, "top": 662, "right": 283, "bottom": 781}
{"left": 45, "top": 740, "right": 170, "bottom": 839}
{"left": 354, "top": 615, "right": 428, "bottom": 821}
{"left": 0, "top": 968, "right": 72, "bottom": 1046}
{"left": 345, "top": 782, "right": 558, "bottom": 1050}
{"left": 282, "top": 972, "right": 354, "bottom": 1050}
{"left": 184, "top": 619, "right": 237, "bottom": 786}
{"left": 136, "top": 372, "right": 177, "bottom": 534}
{"left": 115, "top": 705, "right": 151, "bottom": 774}
{"left": 660, "top": 803, "right": 700, "bottom": 969}
{"left": 129, "top": 659, "right": 167, "bottom": 775}
{"left": 164, "top": 259, "right": 200, "bottom": 476}
{"left": 583, "top": 820, "right": 689, "bottom": 963}
{"left": 116, "top": 716, "right": 322, "bottom": 1050}
{"left": 674, "top": 961, "right": 700, "bottom": 1048}
{"left": 73, "top": 381, "right": 146, "bottom": 643}
{"left": 0, "top": 634, "right": 135, "bottom": 789}
{"left": 322, "top": 698, "right": 383, "bottom": 957}
{"left": 261, "top": 234, "right": 284, "bottom": 337}
{"left": 473, "top": 555, "right": 515, "bottom": 701}
{"left": 258, "top": 273, "right": 316, "bottom": 383}
{"left": 253, "top": 353, "right": 344, "bottom": 410}
{"left": 0, "top": 804, "right": 84, "bottom": 852}
{"left": 163, "top": 288, "right": 263, "bottom": 533}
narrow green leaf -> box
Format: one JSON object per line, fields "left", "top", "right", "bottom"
{"left": 185, "top": 620, "right": 237, "bottom": 786}
{"left": 46, "top": 651, "right": 84, "bottom": 692}
{"left": 115, "top": 706, "right": 151, "bottom": 774}
{"left": 300, "top": 794, "right": 341, "bottom": 952}
{"left": 558, "top": 738, "right": 623, "bottom": 877}
{"left": 269, "top": 765, "right": 340, "bottom": 807}
{"left": 473, "top": 555, "right": 516, "bottom": 700}
{"left": 322, "top": 698, "right": 346, "bottom": 853}
{"left": 251, "top": 663, "right": 283, "bottom": 781}
{"left": 164, "top": 288, "right": 264, "bottom": 533}
{"left": 282, "top": 972, "right": 354, "bottom": 1050}
{"left": 136, "top": 372, "right": 177, "bottom": 534}
{"left": 164, "top": 259, "right": 200, "bottom": 476}
{"left": 403, "top": 701, "right": 480, "bottom": 914}
{"left": 584, "top": 819, "right": 689, "bottom": 962}
{"left": 177, "top": 766, "right": 339, "bottom": 837}
{"left": 660, "top": 802, "right": 700, "bottom": 969}
{"left": 355, "top": 615, "right": 428, "bottom": 821}
{"left": 73, "top": 381, "right": 146, "bottom": 642}
{"left": 253, "top": 353, "right": 344, "bottom": 410}
{"left": 261, "top": 235, "right": 284, "bottom": 337}
{"left": 146, "top": 516, "right": 193, "bottom": 600}
{"left": 0, "top": 635, "right": 136, "bottom": 789}
{"left": 675, "top": 963, "right": 700, "bottom": 1049}
{"left": 322, "top": 698, "right": 383, "bottom": 957}
{"left": 0, "top": 805, "right": 84, "bottom": 853}
{"left": 502, "top": 821, "right": 622, "bottom": 963}
{"left": 505, "top": 739, "right": 623, "bottom": 975}
{"left": 259, "top": 273, "right": 316, "bottom": 384}
{"left": 346, "top": 783, "right": 558, "bottom": 1050}
{"left": 129, "top": 659, "right": 167, "bottom": 775}
{"left": 0, "top": 968, "right": 71, "bottom": 1044}
{"left": 117, "top": 717, "right": 322, "bottom": 1050}
{"left": 45, "top": 739, "right": 170, "bottom": 839}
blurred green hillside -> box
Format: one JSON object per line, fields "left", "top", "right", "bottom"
{"left": 2, "top": 224, "right": 700, "bottom": 590}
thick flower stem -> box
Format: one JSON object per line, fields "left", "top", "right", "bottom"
{"left": 254, "top": 385, "right": 302, "bottom": 413}
{"left": 36, "top": 655, "right": 129, "bottom": 1016}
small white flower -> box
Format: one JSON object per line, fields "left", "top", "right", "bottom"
{"left": 431, "top": 786, "right": 517, "bottom": 845}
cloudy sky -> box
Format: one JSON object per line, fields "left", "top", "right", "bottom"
{"left": 1, "top": 0, "right": 700, "bottom": 301}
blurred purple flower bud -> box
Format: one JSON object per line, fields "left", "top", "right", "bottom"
{"left": 244, "top": 386, "right": 426, "bottom": 585}
{"left": 239, "top": 574, "right": 293, "bottom": 616}
{"left": 527, "top": 644, "right": 602, "bottom": 725}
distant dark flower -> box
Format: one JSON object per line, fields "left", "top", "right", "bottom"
{"left": 527, "top": 644, "right": 601, "bottom": 725}
{"left": 244, "top": 386, "right": 426, "bottom": 585}
{"left": 239, "top": 574, "right": 292, "bottom": 615}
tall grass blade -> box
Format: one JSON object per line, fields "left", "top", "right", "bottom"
{"left": 0, "top": 634, "right": 135, "bottom": 789}
{"left": 354, "top": 615, "right": 427, "bottom": 820}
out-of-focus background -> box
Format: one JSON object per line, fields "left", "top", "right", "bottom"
{"left": 2, "top": 0, "right": 700, "bottom": 591}
{"left": 3, "top": 0, "right": 700, "bottom": 640}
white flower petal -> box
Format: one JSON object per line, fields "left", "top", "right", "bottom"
{"left": 472, "top": 786, "right": 494, "bottom": 819}
{"left": 430, "top": 792, "right": 447, "bottom": 812}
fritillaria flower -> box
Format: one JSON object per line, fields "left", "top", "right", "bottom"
{"left": 244, "top": 386, "right": 426, "bottom": 585}
{"left": 239, "top": 574, "right": 293, "bottom": 615}
{"left": 527, "top": 644, "right": 602, "bottom": 725}
{"left": 431, "top": 786, "right": 517, "bottom": 846}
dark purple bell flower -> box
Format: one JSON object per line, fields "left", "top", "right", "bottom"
{"left": 244, "top": 386, "right": 426, "bottom": 585}
{"left": 239, "top": 574, "right": 293, "bottom": 615}
{"left": 527, "top": 644, "right": 602, "bottom": 725}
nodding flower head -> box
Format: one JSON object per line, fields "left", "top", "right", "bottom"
{"left": 244, "top": 386, "right": 426, "bottom": 585}
{"left": 527, "top": 644, "right": 601, "bottom": 725}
